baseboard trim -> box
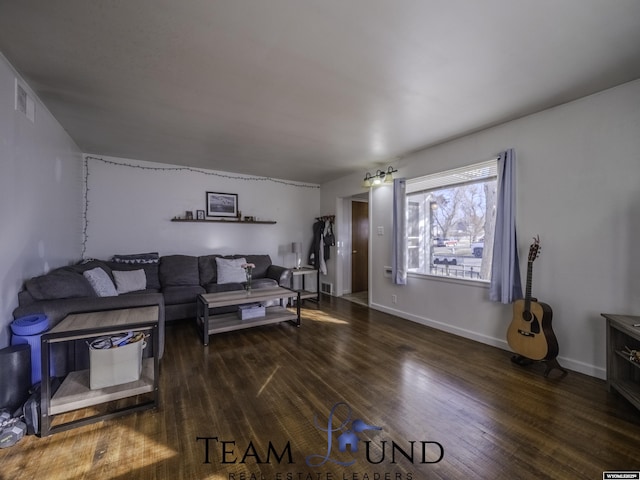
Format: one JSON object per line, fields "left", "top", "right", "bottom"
{"left": 369, "top": 302, "right": 606, "bottom": 380}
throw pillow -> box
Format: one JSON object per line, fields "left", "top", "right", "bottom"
{"left": 215, "top": 257, "right": 247, "bottom": 284}
{"left": 83, "top": 267, "right": 118, "bottom": 297}
{"left": 113, "top": 269, "right": 147, "bottom": 294}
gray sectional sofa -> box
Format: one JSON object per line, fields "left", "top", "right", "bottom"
{"left": 12, "top": 253, "right": 292, "bottom": 372}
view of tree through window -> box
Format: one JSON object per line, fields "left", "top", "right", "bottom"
{"left": 406, "top": 161, "right": 497, "bottom": 281}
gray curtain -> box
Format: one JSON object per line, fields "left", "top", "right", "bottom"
{"left": 489, "top": 149, "right": 522, "bottom": 303}
{"left": 392, "top": 178, "right": 407, "bottom": 285}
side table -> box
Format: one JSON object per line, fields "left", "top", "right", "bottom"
{"left": 291, "top": 267, "right": 320, "bottom": 303}
{"left": 40, "top": 306, "right": 160, "bottom": 436}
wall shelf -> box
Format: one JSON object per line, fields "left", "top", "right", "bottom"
{"left": 171, "top": 219, "right": 276, "bottom": 225}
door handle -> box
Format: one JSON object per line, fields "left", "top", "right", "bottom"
{"left": 352, "top": 250, "right": 357, "bottom": 254}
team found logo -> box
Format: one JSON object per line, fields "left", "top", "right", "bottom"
{"left": 306, "top": 401, "right": 382, "bottom": 467}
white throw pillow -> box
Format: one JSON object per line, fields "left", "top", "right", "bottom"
{"left": 83, "top": 267, "right": 118, "bottom": 297}
{"left": 216, "top": 257, "right": 247, "bottom": 284}
{"left": 113, "top": 269, "right": 147, "bottom": 294}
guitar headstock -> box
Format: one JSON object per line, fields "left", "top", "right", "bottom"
{"left": 528, "top": 235, "right": 541, "bottom": 262}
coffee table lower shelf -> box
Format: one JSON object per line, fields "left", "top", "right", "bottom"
{"left": 196, "top": 288, "right": 301, "bottom": 346}
{"left": 203, "top": 306, "right": 298, "bottom": 335}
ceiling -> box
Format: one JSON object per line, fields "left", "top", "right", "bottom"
{"left": 1, "top": 1, "right": 640, "bottom": 184}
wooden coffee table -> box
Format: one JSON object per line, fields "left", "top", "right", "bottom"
{"left": 196, "top": 286, "right": 300, "bottom": 345}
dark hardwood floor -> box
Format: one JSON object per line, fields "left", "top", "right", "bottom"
{"left": 1, "top": 295, "right": 639, "bottom": 479}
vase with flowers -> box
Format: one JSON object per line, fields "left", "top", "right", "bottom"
{"left": 242, "top": 263, "right": 256, "bottom": 294}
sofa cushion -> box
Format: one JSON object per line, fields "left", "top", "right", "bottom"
{"left": 251, "top": 278, "right": 279, "bottom": 289}
{"left": 162, "top": 285, "right": 205, "bottom": 305}
{"left": 243, "top": 255, "right": 272, "bottom": 279}
{"left": 198, "top": 254, "right": 222, "bottom": 285}
{"left": 216, "top": 257, "right": 247, "bottom": 284}
{"left": 113, "top": 269, "right": 146, "bottom": 294}
{"left": 25, "top": 268, "right": 95, "bottom": 300}
{"left": 159, "top": 255, "right": 199, "bottom": 287}
{"left": 121, "top": 288, "right": 160, "bottom": 295}
{"left": 83, "top": 268, "right": 118, "bottom": 297}
{"left": 69, "top": 259, "right": 114, "bottom": 276}
{"left": 205, "top": 282, "right": 245, "bottom": 294}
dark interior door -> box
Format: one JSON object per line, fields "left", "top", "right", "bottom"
{"left": 351, "top": 201, "right": 369, "bottom": 293}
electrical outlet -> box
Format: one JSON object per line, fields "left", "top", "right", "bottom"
{"left": 391, "top": 294, "right": 397, "bottom": 304}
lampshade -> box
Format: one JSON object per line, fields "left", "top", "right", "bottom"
{"left": 362, "top": 166, "right": 398, "bottom": 188}
{"left": 362, "top": 173, "right": 373, "bottom": 188}
{"left": 292, "top": 242, "right": 302, "bottom": 254}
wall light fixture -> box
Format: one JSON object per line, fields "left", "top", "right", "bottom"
{"left": 362, "top": 166, "right": 398, "bottom": 188}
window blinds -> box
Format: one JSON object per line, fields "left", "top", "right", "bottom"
{"left": 406, "top": 159, "right": 498, "bottom": 194}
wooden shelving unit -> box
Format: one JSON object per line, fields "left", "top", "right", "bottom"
{"left": 171, "top": 218, "right": 276, "bottom": 224}
{"left": 40, "top": 306, "right": 160, "bottom": 436}
{"left": 601, "top": 313, "right": 640, "bottom": 412}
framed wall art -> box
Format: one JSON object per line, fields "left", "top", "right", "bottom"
{"left": 206, "top": 192, "right": 238, "bottom": 218}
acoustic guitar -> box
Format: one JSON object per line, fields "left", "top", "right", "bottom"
{"left": 507, "top": 236, "right": 559, "bottom": 361}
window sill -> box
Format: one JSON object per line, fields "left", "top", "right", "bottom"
{"left": 407, "top": 271, "right": 490, "bottom": 288}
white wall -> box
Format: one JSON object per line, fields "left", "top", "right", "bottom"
{"left": 0, "top": 53, "right": 83, "bottom": 347}
{"left": 83, "top": 155, "right": 320, "bottom": 267}
{"left": 321, "top": 79, "right": 640, "bottom": 378}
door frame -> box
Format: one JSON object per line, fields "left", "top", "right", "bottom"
{"left": 335, "top": 192, "right": 370, "bottom": 301}
{"left": 350, "top": 199, "right": 369, "bottom": 294}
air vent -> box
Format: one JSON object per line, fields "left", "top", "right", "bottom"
{"left": 15, "top": 79, "right": 35, "bottom": 122}
{"left": 320, "top": 282, "right": 333, "bottom": 295}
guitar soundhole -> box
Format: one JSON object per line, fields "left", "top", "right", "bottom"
{"left": 522, "top": 311, "right": 532, "bottom": 322}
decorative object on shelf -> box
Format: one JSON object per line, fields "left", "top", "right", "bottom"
{"left": 292, "top": 242, "right": 302, "bottom": 269}
{"left": 206, "top": 192, "right": 238, "bottom": 218}
{"left": 362, "top": 166, "right": 398, "bottom": 188}
{"left": 185, "top": 211, "right": 193, "bottom": 220}
{"left": 196, "top": 210, "right": 205, "bottom": 220}
{"left": 171, "top": 218, "right": 276, "bottom": 224}
{"left": 242, "top": 263, "right": 255, "bottom": 293}
{"left": 623, "top": 346, "right": 640, "bottom": 363}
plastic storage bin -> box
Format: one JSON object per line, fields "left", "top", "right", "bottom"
{"left": 238, "top": 303, "right": 265, "bottom": 320}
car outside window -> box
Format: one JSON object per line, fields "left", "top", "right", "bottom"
{"left": 406, "top": 160, "right": 497, "bottom": 281}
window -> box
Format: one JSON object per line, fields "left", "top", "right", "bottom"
{"left": 406, "top": 159, "right": 497, "bottom": 281}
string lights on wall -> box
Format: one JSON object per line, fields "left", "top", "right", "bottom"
{"left": 81, "top": 155, "right": 320, "bottom": 257}
{"left": 362, "top": 166, "right": 398, "bottom": 188}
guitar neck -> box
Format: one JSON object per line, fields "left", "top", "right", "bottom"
{"left": 524, "top": 261, "right": 533, "bottom": 310}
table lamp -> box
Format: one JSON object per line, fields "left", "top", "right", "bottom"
{"left": 292, "top": 242, "right": 302, "bottom": 269}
